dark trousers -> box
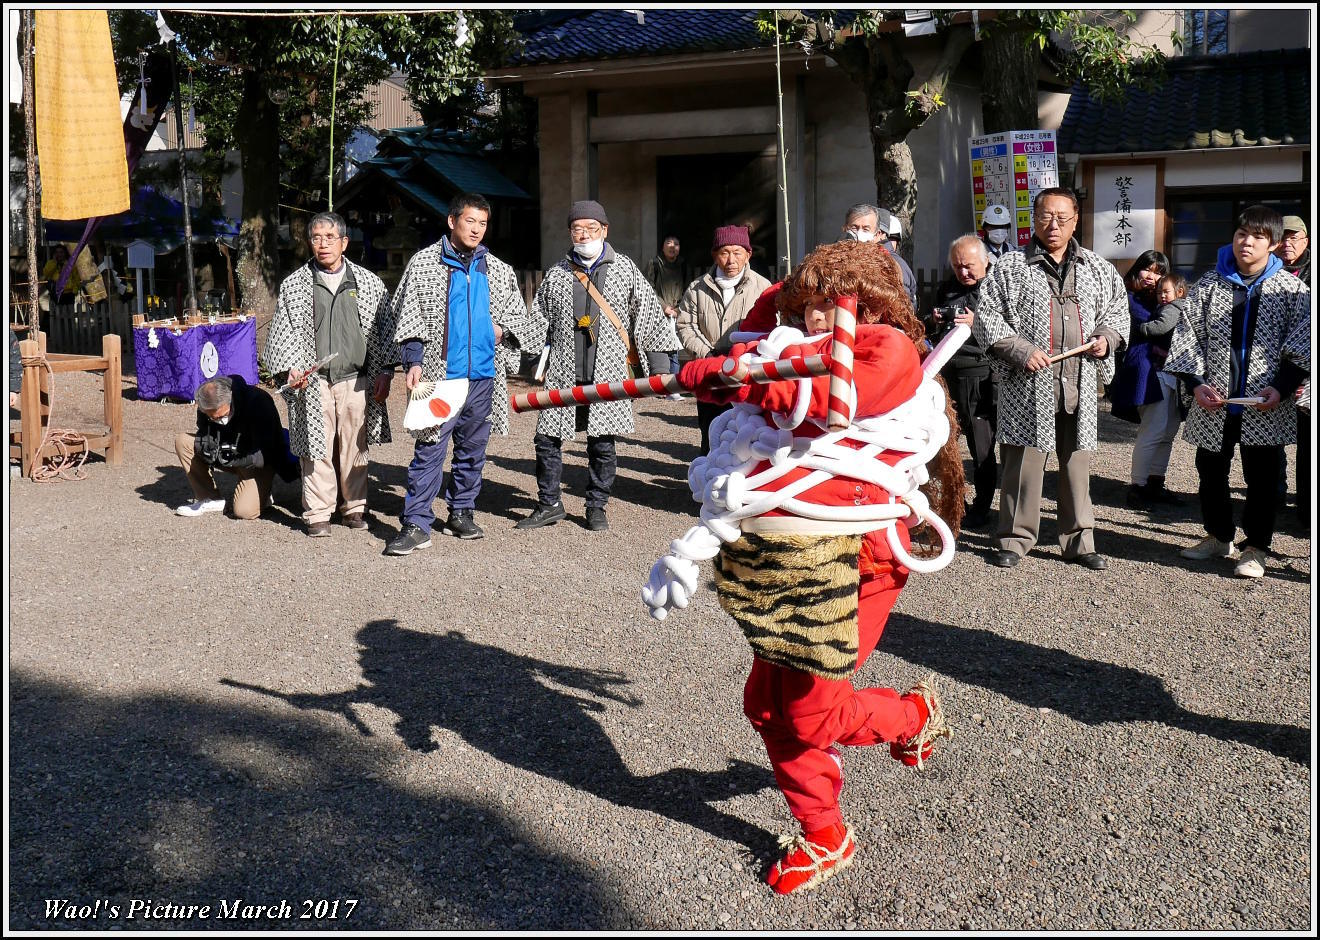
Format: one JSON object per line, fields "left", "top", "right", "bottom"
{"left": 534, "top": 431, "right": 617, "bottom": 510}
{"left": 697, "top": 400, "right": 732, "bottom": 457}
{"left": 401, "top": 377, "right": 494, "bottom": 529}
{"left": 945, "top": 367, "right": 998, "bottom": 510}
{"left": 1194, "top": 413, "right": 1283, "bottom": 551}
{"left": 1296, "top": 409, "right": 1310, "bottom": 520}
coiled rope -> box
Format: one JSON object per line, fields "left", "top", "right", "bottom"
{"left": 17, "top": 353, "right": 89, "bottom": 482}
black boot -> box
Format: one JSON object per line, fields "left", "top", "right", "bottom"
{"left": 1145, "top": 475, "right": 1183, "bottom": 505}
{"left": 1125, "top": 483, "right": 1153, "bottom": 509}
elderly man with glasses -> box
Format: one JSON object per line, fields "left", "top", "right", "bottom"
{"left": 265, "top": 211, "right": 396, "bottom": 537}
{"left": 971, "top": 187, "right": 1128, "bottom": 570}
{"left": 515, "top": 199, "right": 680, "bottom": 532}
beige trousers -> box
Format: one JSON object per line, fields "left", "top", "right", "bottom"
{"left": 996, "top": 411, "right": 1095, "bottom": 559}
{"left": 302, "top": 375, "right": 369, "bottom": 523}
{"left": 174, "top": 432, "right": 274, "bottom": 520}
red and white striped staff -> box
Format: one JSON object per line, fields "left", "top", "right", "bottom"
{"left": 827, "top": 294, "right": 858, "bottom": 431}
{"left": 509, "top": 353, "right": 832, "bottom": 414}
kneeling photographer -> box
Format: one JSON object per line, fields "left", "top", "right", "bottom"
{"left": 174, "top": 375, "right": 298, "bottom": 519}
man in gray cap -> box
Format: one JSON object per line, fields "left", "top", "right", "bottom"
{"left": 516, "top": 200, "right": 680, "bottom": 531}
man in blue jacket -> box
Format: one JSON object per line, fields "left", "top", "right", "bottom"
{"left": 1165, "top": 205, "right": 1310, "bottom": 579}
{"left": 385, "top": 193, "right": 540, "bottom": 556}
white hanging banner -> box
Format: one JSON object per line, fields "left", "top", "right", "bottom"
{"left": 10, "top": 10, "right": 22, "bottom": 104}
{"left": 1093, "top": 165, "right": 1157, "bottom": 260}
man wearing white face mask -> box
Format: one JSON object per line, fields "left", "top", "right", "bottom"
{"left": 173, "top": 375, "right": 299, "bottom": 520}
{"left": 517, "top": 200, "right": 681, "bottom": 531}
{"left": 676, "top": 224, "right": 773, "bottom": 454}
{"left": 841, "top": 203, "right": 917, "bottom": 307}
{"left": 980, "top": 204, "right": 1019, "bottom": 263}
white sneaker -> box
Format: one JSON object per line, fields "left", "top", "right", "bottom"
{"left": 175, "top": 498, "right": 225, "bottom": 517}
{"left": 1233, "top": 547, "right": 1267, "bottom": 579}
{"left": 1180, "top": 535, "right": 1240, "bottom": 560}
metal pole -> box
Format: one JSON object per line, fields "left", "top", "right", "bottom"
{"left": 23, "top": 10, "right": 39, "bottom": 333}
{"left": 169, "top": 40, "right": 198, "bottom": 315}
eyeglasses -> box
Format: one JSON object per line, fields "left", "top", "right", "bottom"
{"left": 1036, "top": 213, "right": 1076, "bottom": 227}
{"left": 570, "top": 225, "right": 603, "bottom": 238}
{"left": 1283, "top": 232, "right": 1308, "bottom": 244}
{"left": 309, "top": 234, "right": 346, "bottom": 245}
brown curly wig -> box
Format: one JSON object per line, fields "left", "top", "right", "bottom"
{"left": 777, "top": 240, "right": 966, "bottom": 534}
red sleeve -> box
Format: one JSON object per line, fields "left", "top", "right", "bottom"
{"left": 740, "top": 281, "right": 783, "bottom": 333}
{"left": 748, "top": 325, "right": 922, "bottom": 419}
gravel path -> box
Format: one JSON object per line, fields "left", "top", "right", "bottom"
{"left": 7, "top": 367, "right": 1312, "bottom": 931}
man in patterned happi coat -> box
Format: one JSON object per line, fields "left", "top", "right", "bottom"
{"left": 385, "top": 192, "right": 544, "bottom": 556}
{"left": 972, "top": 187, "right": 1128, "bottom": 571}
{"left": 1165, "top": 204, "right": 1310, "bottom": 579}
{"left": 515, "top": 199, "right": 681, "bottom": 532}
{"left": 265, "top": 211, "right": 396, "bottom": 538}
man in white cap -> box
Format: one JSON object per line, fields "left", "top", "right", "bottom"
{"left": 980, "top": 204, "right": 1019, "bottom": 263}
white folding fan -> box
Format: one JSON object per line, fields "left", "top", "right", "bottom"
{"left": 403, "top": 378, "right": 470, "bottom": 433}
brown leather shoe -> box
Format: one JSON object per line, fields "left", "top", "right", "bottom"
{"left": 341, "top": 512, "right": 368, "bottom": 530}
{"left": 307, "top": 521, "right": 332, "bottom": 538}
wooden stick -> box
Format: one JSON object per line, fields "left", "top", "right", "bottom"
{"left": 1047, "top": 340, "right": 1097, "bottom": 365}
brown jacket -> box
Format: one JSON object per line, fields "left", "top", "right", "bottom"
{"left": 675, "top": 266, "right": 773, "bottom": 360}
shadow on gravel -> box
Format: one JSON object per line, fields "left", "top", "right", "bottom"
{"left": 135, "top": 465, "right": 305, "bottom": 532}
{"left": 223, "top": 620, "right": 776, "bottom": 852}
{"left": 9, "top": 671, "right": 622, "bottom": 930}
{"left": 881, "top": 615, "right": 1311, "bottom": 767}
{"left": 484, "top": 452, "right": 693, "bottom": 515}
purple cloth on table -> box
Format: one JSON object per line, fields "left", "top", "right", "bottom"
{"left": 133, "top": 319, "right": 259, "bottom": 401}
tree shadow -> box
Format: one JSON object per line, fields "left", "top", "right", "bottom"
{"left": 9, "top": 670, "right": 623, "bottom": 930}
{"left": 223, "top": 620, "right": 775, "bottom": 851}
{"left": 879, "top": 613, "right": 1310, "bottom": 766}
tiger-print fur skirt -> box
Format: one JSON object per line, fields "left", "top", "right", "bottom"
{"left": 715, "top": 532, "right": 862, "bottom": 680}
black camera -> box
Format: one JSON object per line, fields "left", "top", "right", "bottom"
{"left": 196, "top": 435, "right": 239, "bottom": 466}
{"left": 928, "top": 305, "right": 960, "bottom": 343}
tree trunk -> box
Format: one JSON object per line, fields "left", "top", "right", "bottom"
{"left": 864, "top": 35, "right": 920, "bottom": 265}
{"left": 980, "top": 25, "right": 1040, "bottom": 133}
{"left": 233, "top": 70, "right": 281, "bottom": 321}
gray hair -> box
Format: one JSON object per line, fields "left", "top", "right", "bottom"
{"left": 196, "top": 376, "right": 233, "bottom": 412}
{"left": 948, "top": 234, "right": 989, "bottom": 266}
{"left": 844, "top": 203, "right": 881, "bottom": 227}
{"left": 307, "top": 212, "right": 347, "bottom": 238}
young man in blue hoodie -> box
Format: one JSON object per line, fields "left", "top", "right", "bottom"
{"left": 385, "top": 193, "right": 541, "bottom": 556}
{"left": 1165, "top": 205, "right": 1311, "bottom": 579}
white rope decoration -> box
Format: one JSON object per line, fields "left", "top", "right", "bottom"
{"left": 642, "top": 326, "right": 959, "bottom": 621}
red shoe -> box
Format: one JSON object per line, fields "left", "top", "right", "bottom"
{"left": 889, "top": 674, "right": 950, "bottom": 770}
{"left": 766, "top": 822, "right": 856, "bottom": 895}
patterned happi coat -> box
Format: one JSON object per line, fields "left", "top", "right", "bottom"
{"left": 534, "top": 251, "right": 680, "bottom": 441}
{"left": 392, "top": 243, "right": 544, "bottom": 441}
{"left": 1164, "top": 262, "right": 1310, "bottom": 449}
{"left": 972, "top": 246, "right": 1128, "bottom": 451}
{"left": 265, "top": 260, "right": 395, "bottom": 460}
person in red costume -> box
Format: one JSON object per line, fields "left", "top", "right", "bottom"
{"left": 667, "top": 240, "right": 964, "bottom": 895}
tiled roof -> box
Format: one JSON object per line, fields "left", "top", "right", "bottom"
{"left": 1058, "top": 48, "right": 1310, "bottom": 154}
{"left": 512, "top": 9, "right": 768, "bottom": 64}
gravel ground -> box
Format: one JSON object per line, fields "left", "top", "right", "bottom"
{"left": 7, "top": 365, "right": 1313, "bottom": 931}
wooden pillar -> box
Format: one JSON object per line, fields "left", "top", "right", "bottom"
{"left": 18, "top": 336, "right": 41, "bottom": 478}
{"left": 102, "top": 333, "right": 123, "bottom": 465}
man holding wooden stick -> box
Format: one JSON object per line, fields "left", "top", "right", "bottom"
{"left": 972, "top": 187, "right": 1127, "bottom": 570}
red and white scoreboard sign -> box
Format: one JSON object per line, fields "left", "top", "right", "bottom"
{"left": 969, "top": 130, "right": 1060, "bottom": 246}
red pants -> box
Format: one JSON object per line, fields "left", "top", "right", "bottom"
{"left": 743, "top": 565, "right": 917, "bottom": 832}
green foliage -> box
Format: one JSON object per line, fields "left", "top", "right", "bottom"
{"left": 108, "top": 10, "right": 519, "bottom": 211}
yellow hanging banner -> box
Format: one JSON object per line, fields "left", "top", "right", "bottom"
{"left": 35, "top": 10, "right": 130, "bottom": 220}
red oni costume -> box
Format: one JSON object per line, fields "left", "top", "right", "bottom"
{"left": 645, "top": 315, "right": 959, "bottom": 894}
